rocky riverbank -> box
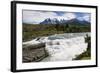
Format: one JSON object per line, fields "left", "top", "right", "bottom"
{"left": 23, "top": 43, "right": 49, "bottom": 63}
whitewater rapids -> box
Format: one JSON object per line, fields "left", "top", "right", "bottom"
{"left": 23, "top": 33, "right": 90, "bottom": 62}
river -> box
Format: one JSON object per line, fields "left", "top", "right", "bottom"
{"left": 23, "top": 32, "right": 91, "bottom": 62}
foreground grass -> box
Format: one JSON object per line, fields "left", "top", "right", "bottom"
{"left": 73, "top": 50, "right": 91, "bottom": 60}
{"left": 81, "top": 57, "right": 91, "bottom": 60}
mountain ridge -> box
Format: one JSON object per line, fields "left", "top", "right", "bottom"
{"left": 40, "top": 18, "right": 90, "bottom": 26}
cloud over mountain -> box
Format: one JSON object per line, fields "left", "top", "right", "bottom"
{"left": 23, "top": 10, "right": 91, "bottom": 24}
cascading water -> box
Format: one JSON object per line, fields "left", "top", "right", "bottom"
{"left": 23, "top": 33, "right": 90, "bottom": 62}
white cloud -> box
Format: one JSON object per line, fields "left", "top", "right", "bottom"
{"left": 23, "top": 10, "right": 76, "bottom": 24}
{"left": 83, "top": 15, "right": 90, "bottom": 22}
{"left": 63, "top": 13, "right": 76, "bottom": 20}
{"left": 23, "top": 11, "right": 58, "bottom": 24}
{"left": 77, "top": 14, "right": 90, "bottom": 22}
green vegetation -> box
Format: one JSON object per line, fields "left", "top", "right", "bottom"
{"left": 23, "top": 23, "right": 90, "bottom": 41}
{"left": 73, "top": 35, "right": 91, "bottom": 60}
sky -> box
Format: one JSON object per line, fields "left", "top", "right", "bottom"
{"left": 22, "top": 10, "right": 91, "bottom": 24}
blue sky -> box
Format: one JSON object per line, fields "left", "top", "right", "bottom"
{"left": 23, "top": 10, "right": 91, "bottom": 24}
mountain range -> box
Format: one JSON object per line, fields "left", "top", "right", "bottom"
{"left": 40, "top": 18, "right": 90, "bottom": 26}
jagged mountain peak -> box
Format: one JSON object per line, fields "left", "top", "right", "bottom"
{"left": 40, "top": 18, "right": 90, "bottom": 25}
{"left": 40, "top": 18, "right": 67, "bottom": 25}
